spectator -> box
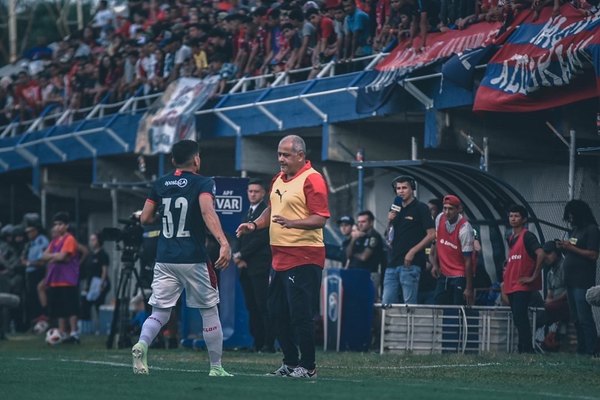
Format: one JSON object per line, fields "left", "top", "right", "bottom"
{"left": 503, "top": 204, "right": 544, "bottom": 353}
{"left": 233, "top": 178, "right": 275, "bottom": 353}
{"left": 336, "top": 215, "right": 354, "bottom": 265}
{"left": 0, "top": 77, "right": 15, "bottom": 126}
{"left": 296, "top": 5, "right": 318, "bottom": 68}
{"left": 557, "top": 199, "right": 599, "bottom": 356}
{"left": 264, "top": 8, "right": 283, "bottom": 71}
{"left": 40, "top": 212, "right": 82, "bottom": 344}
{"left": 342, "top": 0, "right": 372, "bottom": 60}
{"left": 431, "top": 195, "right": 475, "bottom": 305}
{"left": 245, "top": 6, "right": 270, "bottom": 76}
{"left": 326, "top": 5, "right": 346, "bottom": 59}
{"left": 347, "top": 210, "right": 385, "bottom": 296}
{"left": 79, "top": 232, "right": 110, "bottom": 335}
{"left": 540, "top": 240, "right": 569, "bottom": 350}
{"left": 382, "top": 176, "right": 435, "bottom": 304}
{"left": 21, "top": 221, "right": 49, "bottom": 328}
{"left": 278, "top": 22, "right": 303, "bottom": 71}
{"left": 409, "top": 0, "right": 440, "bottom": 49}
{"left": 91, "top": 0, "right": 116, "bottom": 32}
{"left": 306, "top": 8, "right": 338, "bottom": 78}
{"left": 13, "top": 71, "right": 42, "bottom": 120}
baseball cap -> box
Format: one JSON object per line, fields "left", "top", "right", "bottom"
{"left": 443, "top": 195, "right": 461, "bottom": 207}
{"left": 337, "top": 216, "right": 354, "bottom": 225}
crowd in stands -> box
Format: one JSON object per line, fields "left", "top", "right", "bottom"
{"left": 0, "top": 0, "right": 596, "bottom": 129}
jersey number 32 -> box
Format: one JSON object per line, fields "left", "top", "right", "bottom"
{"left": 162, "top": 197, "right": 191, "bottom": 238}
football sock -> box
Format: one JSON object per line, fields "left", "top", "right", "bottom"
{"left": 139, "top": 307, "right": 171, "bottom": 347}
{"left": 200, "top": 306, "right": 223, "bottom": 367}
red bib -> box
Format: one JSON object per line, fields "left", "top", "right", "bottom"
{"left": 503, "top": 230, "right": 541, "bottom": 294}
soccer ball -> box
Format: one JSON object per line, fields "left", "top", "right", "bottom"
{"left": 45, "top": 328, "right": 63, "bottom": 345}
{"left": 33, "top": 320, "right": 49, "bottom": 335}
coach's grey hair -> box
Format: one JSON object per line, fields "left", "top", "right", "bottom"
{"left": 280, "top": 135, "right": 306, "bottom": 154}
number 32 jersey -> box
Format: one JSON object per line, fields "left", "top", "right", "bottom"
{"left": 147, "top": 169, "right": 216, "bottom": 264}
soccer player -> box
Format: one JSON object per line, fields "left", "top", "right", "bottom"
{"left": 132, "top": 140, "right": 232, "bottom": 376}
{"left": 236, "top": 134, "right": 330, "bottom": 379}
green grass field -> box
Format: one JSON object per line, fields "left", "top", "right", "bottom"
{"left": 1, "top": 335, "right": 599, "bottom": 400}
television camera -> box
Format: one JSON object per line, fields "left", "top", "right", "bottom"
{"left": 101, "top": 211, "right": 144, "bottom": 264}
{"left": 102, "top": 211, "right": 149, "bottom": 349}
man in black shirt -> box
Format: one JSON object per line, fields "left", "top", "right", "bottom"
{"left": 557, "top": 200, "right": 599, "bottom": 355}
{"left": 382, "top": 176, "right": 435, "bottom": 304}
{"left": 233, "top": 179, "right": 274, "bottom": 353}
{"left": 347, "top": 210, "right": 385, "bottom": 296}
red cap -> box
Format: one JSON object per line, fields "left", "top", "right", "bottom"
{"left": 443, "top": 195, "right": 461, "bottom": 207}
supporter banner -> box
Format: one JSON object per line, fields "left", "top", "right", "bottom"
{"left": 357, "top": 22, "right": 501, "bottom": 113}
{"left": 376, "top": 22, "right": 502, "bottom": 73}
{"left": 474, "top": 5, "right": 600, "bottom": 112}
{"left": 441, "top": 45, "right": 497, "bottom": 90}
{"left": 135, "top": 76, "right": 219, "bottom": 155}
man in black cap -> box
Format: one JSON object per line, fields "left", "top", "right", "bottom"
{"left": 337, "top": 215, "right": 354, "bottom": 266}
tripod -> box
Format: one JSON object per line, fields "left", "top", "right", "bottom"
{"left": 106, "top": 252, "right": 147, "bottom": 349}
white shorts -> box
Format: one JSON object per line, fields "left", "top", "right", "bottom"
{"left": 148, "top": 262, "right": 219, "bottom": 309}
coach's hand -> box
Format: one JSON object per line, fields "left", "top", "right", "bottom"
{"left": 236, "top": 222, "right": 256, "bottom": 237}
{"left": 272, "top": 215, "right": 294, "bottom": 228}
{"left": 214, "top": 243, "right": 231, "bottom": 270}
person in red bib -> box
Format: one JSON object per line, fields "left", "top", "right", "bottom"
{"left": 431, "top": 195, "right": 474, "bottom": 306}
{"left": 503, "top": 204, "right": 544, "bottom": 353}
{"left": 236, "top": 135, "right": 330, "bottom": 379}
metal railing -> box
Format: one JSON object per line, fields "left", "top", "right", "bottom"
{"left": 377, "top": 304, "right": 544, "bottom": 355}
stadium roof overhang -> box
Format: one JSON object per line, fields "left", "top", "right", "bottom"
{"left": 350, "top": 159, "right": 548, "bottom": 282}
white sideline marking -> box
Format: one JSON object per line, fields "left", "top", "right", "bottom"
{"left": 15, "top": 357, "right": 600, "bottom": 398}
{"left": 323, "top": 362, "right": 501, "bottom": 370}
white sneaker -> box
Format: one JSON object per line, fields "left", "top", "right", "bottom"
{"left": 287, "top": 366, "right": 317, "bottom": 379}
{"left": 267, "top": 363, "right": 295, "bottom": 377}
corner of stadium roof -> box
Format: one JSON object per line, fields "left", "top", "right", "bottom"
{"left": 350, "top": 159, "right": 546, "bottom": 280}
{"left": 0, "top": 107, "right": 142, "bottom": 175}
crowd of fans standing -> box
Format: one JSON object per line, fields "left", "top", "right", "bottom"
{"left": 1, "top": 0, "right": 595, "bottom": 128}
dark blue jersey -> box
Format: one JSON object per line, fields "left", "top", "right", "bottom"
{"left": 147, "top": 170, "right": 216, "bottom": 264}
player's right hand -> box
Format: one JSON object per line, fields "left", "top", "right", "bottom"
{"left": 214, "top": 244, "right": 231, "bottom": 270}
